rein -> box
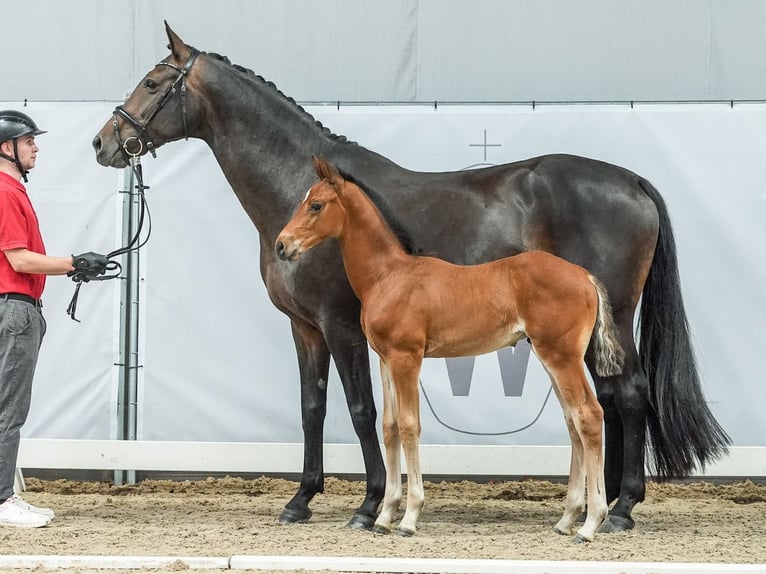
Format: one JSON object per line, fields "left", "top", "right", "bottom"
{"left": 67, "top": 156, "right": 151, "bottom": 321}
{"left": 68, "top": 49, "right": 199, "bottom": 321}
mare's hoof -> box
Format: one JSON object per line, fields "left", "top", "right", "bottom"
{"left": 346, "top": 513, "right": 376, "bottom": 531}
{"left": 598, "top": 514, "right": 635, "bottom": 533}
{"left": 395, "top": 527, "right": 415, "bottom": 537}
{"left": 572, "top": 533, "right": 589, "bottom": 544}
{"left": 372, "top": 524, "right": 391, "bottom": 535}
{"left": 278, "top": 507, "right": 312, "bottom": 524}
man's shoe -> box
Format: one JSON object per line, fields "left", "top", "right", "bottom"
{"left": 0, "top": 496, "right": 51, "bottom": 528}
{"left": 8, "top": 495, "right": 55, "bottom": 519}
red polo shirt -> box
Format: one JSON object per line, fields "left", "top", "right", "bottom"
{"left": 0, "top": 171, "right": 46, "bottom": 299}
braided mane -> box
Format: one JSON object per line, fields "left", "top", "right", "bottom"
{"left": 203, "top": 50, "right": 354, "bottom": 144}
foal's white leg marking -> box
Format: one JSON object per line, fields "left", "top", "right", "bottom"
{"left": 399, "top": 429, "right": 424, "bottom": 536}
{"left": 374, "top": 360, "right": 402, "bottom": 533}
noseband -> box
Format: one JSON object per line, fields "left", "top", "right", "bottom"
{"left": 112, "top": 48, "right": 199, "bottom": 160}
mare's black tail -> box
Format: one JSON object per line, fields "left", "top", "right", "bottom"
{"left": 637, "top": 179, "right": 731, "bottom": 479}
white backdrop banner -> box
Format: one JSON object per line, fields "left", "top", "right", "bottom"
{"left": 1, "top": 102, "right": 124, "bottom": 440}
{"left": 14, "top": 102, "right": 765, "bottom": 449}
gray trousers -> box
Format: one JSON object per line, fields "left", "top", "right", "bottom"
{"left": 0, "top": 300, "right": 46, "bottom": 500}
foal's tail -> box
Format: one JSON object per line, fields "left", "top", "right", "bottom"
{"left": 589, "top": 275, "right": 625, "bottom": 378}
{"left": 637, "top": 179, "right": 730, "bottom": 479}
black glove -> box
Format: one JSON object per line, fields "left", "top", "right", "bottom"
{"left": 68, "top": 252, "right": 110, "bottom": 282}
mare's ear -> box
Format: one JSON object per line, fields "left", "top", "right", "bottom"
{"left": 312, "top": 156, "right": 344, "bottom": 188}
{"left": 165, "top": 21, "right": 190, "bottom": 60}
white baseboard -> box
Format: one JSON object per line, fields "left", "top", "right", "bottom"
{"left": 18, "top": 439, "right": 766, "bottom": 478}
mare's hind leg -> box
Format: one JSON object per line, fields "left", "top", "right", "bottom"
{"left": 588, "top": 311, "right": 648, "bottom": 533}
{"left": 279, "top": 320, "right": 331, "bottom": 525}
{"left": 373, "top": 359, "right": 403, "bottom": 534}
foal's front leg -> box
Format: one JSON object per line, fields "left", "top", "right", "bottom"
{"left": 387, "top": 351, "right": 425, "bottom": 536}
{"left": 373, "top": 360, "right": 403, "bottom": 534}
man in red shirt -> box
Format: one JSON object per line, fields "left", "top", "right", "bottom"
{"left": 0, "top": 110, "right": 108, "bottom": 528}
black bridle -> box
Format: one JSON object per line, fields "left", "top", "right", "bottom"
{"left": 67, "top": 49, "right": 199, "bottom": 321}
{"left": 112, "top": 48, "right": 199, "bottom": 160}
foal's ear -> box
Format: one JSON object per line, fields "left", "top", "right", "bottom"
{"left": 165, "top": 21, "right": 190, "bottom": 60}
{"left": 312, "top": 156, "right": 344, "bottom": 187}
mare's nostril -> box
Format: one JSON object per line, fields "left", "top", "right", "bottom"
{"left": 92, "top": 136, "right": 101, "bottom": 152}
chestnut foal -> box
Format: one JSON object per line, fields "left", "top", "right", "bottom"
{"left": 276, "top": 157, "right": 625, "bottom": 542}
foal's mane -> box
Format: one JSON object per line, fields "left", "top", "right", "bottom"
{"left": 337, "top": 169, "right": 421, "bottom": 256}
{"left": 202, "top": 50, "right": 354, "bottom": 144}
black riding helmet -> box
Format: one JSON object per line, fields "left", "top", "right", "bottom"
{"left": 0, "top": 110, "right": 47, "bottom": 182}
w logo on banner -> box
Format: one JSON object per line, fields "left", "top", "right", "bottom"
{"left": 445, "top": 340, "right": 532, "bottom": 397}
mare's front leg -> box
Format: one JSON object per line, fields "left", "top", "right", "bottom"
{"left": 279, "top": 320, "right": 331, "bottom": 524}
{"left": 326, "top": 328, "right": 386, "bottom": 530}
{"left": 589, "top": 312, "right": 648, "bottom": 533}
{"left": 373, "top": 359, "right": 403, "bottom": 534}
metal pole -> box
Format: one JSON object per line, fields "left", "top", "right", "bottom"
{"left": 113, "top": 163, "right": 139, "bottom": 486}
{"left": 126, "top": 159, "right": 141, "bottom": 481}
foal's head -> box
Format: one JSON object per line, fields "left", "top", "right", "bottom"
{"left": 275, "top": 156, "right": 346, "bottom": 261}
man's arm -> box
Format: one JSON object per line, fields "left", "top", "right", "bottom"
{"left": 3, "top": 248, "right": 74, "bottom": 276}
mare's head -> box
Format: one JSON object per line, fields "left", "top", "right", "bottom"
{"left": 275, "top": 157, "right": 347, "bottom": 262}
{"left": 93, "top": 22, "right": 204, "bottom": 168}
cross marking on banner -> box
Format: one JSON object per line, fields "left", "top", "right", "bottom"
{"left": 469, "top": 129, "right": 502, "bottom": 161}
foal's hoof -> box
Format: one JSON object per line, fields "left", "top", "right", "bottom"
{"left": 572, "top": 533, "right": 590, "bottom": 544}
{"left": 372, "top": 524, "right": 392, "bottom": 535}
{"left": 346, "top": 513, "right": 376, "bottom": 531}
{"left": 598, "top": 514, "right": 635, "bottom": 533}
{"left": 395, "top": 527, "right": 415, "bottom": 537}
{"left": 278, "top": 507, "right": 312, "bottom": 524}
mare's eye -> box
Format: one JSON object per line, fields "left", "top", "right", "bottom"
{"left": 144, "top": 78, "right": 160, "bottom": 91}
{"left": 309, "top": 202, "right": 323, "bottom": 213}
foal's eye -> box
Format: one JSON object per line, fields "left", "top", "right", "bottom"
{"left": 309, "top": 202, "right": 323, "bottom": 213}
{"left": 144, "top": 78, "right": 160, "bottom": 91}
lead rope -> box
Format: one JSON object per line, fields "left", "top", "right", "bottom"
{"left": 67, "top": 156, "right": 151, "bottom": 321}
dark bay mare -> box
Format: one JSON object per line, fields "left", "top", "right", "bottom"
{"left": 276, "top": 157, "right": 626, "bottom": 542}
{"left": 92, "top": 22, "right": 730, "bottom": 532}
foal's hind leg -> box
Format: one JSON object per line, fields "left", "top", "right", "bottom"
{"left": 548, "top": 377, "right": 587, "bottom": 537}
{"left": 575, "top": 378, "right": 607, "bottom": 542}
{"left": 546, "top": 362, "right": 608, "bottom": 542}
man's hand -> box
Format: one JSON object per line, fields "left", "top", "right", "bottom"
{"left": 68, "top": 252, "right": 110, "bottom": 282}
